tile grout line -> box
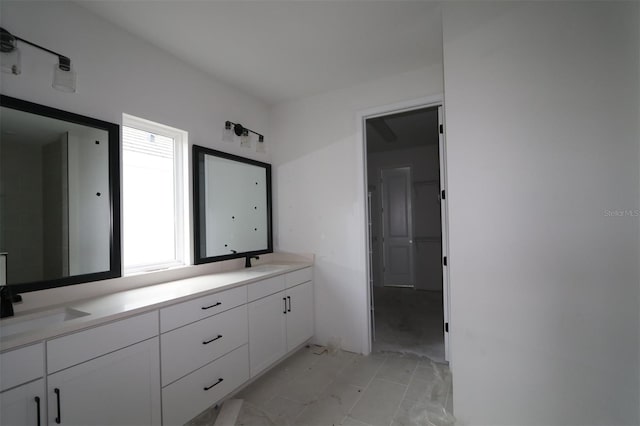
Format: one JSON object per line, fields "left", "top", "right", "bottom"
{"left": 339, "top": 352, "right": 389, "bottom": 426}
{"left": 292, "top": 351, "right": 366, "bottom": 425}
{"left": 386, "top": 358, "right": 421, "bottom": 426}
{"left": 251, "top": 349, "right": 325, "bottom": 417}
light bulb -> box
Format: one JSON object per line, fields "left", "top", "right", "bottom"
{"left": 240, "top": 129, "right": 251, "bottom": 148}
{"left": 0, "top": 45, "right": 20, "bottom": 75}
{"left": 223, "top": 121, "right": 234, "bottom": 142}
{"left": 52, "top": 61, "right": 76, "bottom": 93}
{"left": 256, "top": 135, "right": 265, "bottom": 153}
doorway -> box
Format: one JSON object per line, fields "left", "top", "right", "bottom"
{"left": 363, "top": 101, "right": 449, "bottom": 363}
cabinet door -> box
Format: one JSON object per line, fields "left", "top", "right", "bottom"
{"left": 286, "top": 281, "right": 314, "bottom": 352}
{"left": 47, "top": 338, "right": 160, "bottom": 426}
{"left": 248, "top": 291, "right": 287, "bottom": 377}
{"left": 0, "top": 379, "right": 44, "bottom": 426}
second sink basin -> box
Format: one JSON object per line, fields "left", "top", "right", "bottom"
{"left": 250, "top": 264, "right": 290, "bottom": 273}
{"left": 0, "top": 307, "right": 90, "bottom": 339}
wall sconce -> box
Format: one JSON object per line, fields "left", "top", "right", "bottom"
{"left": 223, "top": 121, "right": 265, "bottom": 152}
{"left": 0, "top": 27, "right": 76, "bottom": 93}
{"left": 256, "top": 135, "right": 265, "bottom": 153}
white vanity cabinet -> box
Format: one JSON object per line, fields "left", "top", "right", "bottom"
{"left": 0, "top": 343, "right": 45, "bottom": 426}
{"left": 0, "top": 263, "right": 314, "bottom": 426}
{"left": 248, "top": 267, "right": 314, "bottom": 377}
{"left": 160, "top": 286, "right": 249, "bottom": 426}
{"left": 285, "top": 280, "right": 314, "bottom": 352}
{"left": 46, "top": 312, "right": 161, "bottom": 426}
{"left": 248, "top": 287, "right": 288, "bottom": 377}
{"left": 1, "top": 379, "right": 45, "bottom": 426}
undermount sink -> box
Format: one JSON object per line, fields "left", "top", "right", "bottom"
{"left": 250, "top": 264, "right": 290, "bottom": 272}
{"left": 0, "top": 307, "right": 90, "bottom": 339}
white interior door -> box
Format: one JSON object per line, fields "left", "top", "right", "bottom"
{"left": 381, "top": 167, "right": 414, "bottom": 287}
{"left": 438, "top": 106, "right": 451, "bottom": 362}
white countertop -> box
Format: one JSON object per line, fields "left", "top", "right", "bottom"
{"left": 0, "top": 261, "right": 312, "bottom": 352}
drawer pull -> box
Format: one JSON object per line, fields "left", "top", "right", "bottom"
{"left": 54, "top": 388, "right": 61, "bottom": 424}
{"left": 202, "top": 334, "right": 223, "bottom": 345}
{"left": 283, "top": 297, "right": 287, "bottom": 314}
{"left": 201, "top": 302, "right": 222, "bottom": 310}
{"left": 35, "top": 396, "right": 41, "bottom": 426}
{"left": 287, "top": 296, "right": 291, "bottom": 312}
{"left": 203, "top": 378, "right": 224, "bottom": 391}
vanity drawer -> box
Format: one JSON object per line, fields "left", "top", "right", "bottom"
{"left": 160, "top": 285, "right": 247, "bottom": 333}
{"left": 0, "top": 343, "right": 44, "bottom": 391}
{"left": 285, "top": 267, "right": 312, "bottom": 288}
{"left": 47, "top": 311, "right": 158, "bottom": 374}
{"left": 247, "top": 275, "right": 285, "bottom": 302}
{"left": 161, "top": 304, "right": 248, "bottom": 386}
{"left": 162, "top": 344, "right": 249, "bottom": 426}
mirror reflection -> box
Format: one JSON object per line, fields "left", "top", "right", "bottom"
{"left": 0, "top": 96, "right": 120, "bottom": 291}
{"left": 194, "top": 146, "right": 272, "bottom": 263}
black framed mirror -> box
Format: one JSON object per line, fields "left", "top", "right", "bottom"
{"left": 0, "top": 95, "right": 121, "bottom": 293}
{"left": 193, "top": 145, "right": 272, "bottom": 264}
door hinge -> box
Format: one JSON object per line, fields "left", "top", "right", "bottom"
{"left": 445, "top": 322, "right": 449, "bottom": 333}
{"left": 443, "top": 256, "right": 447, "bottom": 266}
{"left": 441, "top": 190, "right": 446, "bottom": 200}
{"left": 439, "top": 124, "right": 444, "bottom": 134}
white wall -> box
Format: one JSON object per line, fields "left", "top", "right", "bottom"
{"left": 0, "top": 1, "right": 270, "bottom": 311}
{"left": 443, "top": 2, "right": 640, "bottom": 425}
{"left": 270, "top": 65, "right": 443, "bottom": 353}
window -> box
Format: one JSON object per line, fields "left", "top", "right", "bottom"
{"left": 122, "top": 114, "right": 188, "bottom": 273}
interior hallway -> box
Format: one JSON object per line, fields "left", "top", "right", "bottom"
{"left": 373, "top": 287, "right": 444, "bottom": 363}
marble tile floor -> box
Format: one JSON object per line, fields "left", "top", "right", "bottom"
{"left": 190, "top": 345, "right": 454, "bottom": 426}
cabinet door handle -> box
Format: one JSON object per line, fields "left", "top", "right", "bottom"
{"left": 287, "top": 296, "right": 291, "bottom": 312}
{"left": 203, "top": 378, "right": 223, "bottom": 391}
{"left": 283, "top": 297, "right": 287, "bottom": 314}
{"left": 202, "top": 334, "right": 223, "bottom": 345}
{"left": 34, "top": 396, "right": 41, "bottom": 426}
{"left": 54, "top": 388, "right": 61, "bottom": 424}
{"left": 201, "top": 302, "right": 222, "bottom": 310}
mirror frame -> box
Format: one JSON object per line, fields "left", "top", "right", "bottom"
{"left": 192, "top": 145, "right": 273, "bottom": 265}
{"left": 0, "top": 95, "right": 121, "bottom": 293}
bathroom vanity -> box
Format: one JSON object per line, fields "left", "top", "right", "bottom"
{"left": 0, "top": 262, "right": 313, "bottom": 426}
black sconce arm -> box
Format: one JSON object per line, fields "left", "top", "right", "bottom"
{"left": 0, "top": 27, "right": 71, "bottom": 70}
{"left": 225, "top": 120, "right": 264, "bottom": 141}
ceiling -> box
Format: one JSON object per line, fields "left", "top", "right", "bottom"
{"left": 79, "top": 1, "right": 443, "bottom": 105}
{"left": 366, "top": 107, "right": 439, "bottom": 153}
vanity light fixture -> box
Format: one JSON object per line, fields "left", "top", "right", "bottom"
{"left": 256, "top": 135, "right": 266, "bottom": 153}
{"left": 0, "top": 27, "right": 76, "bottom": 93}
{"left": 223, "top": 121, "right": 265, "bottom": 151}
